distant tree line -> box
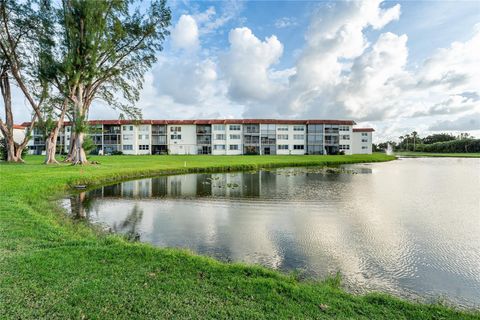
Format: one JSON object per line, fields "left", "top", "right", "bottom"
{"left": 374, "top": 132, "right": 480, "bottom": 153}
{"left": 0, "top": 0, "right": 171, "bottom": 164}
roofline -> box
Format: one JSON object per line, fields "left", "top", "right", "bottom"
{"left": 21, "top": 119, "right": 357, "bottom": 126}
{"left": 353, "top": 128, "right": 375, "bottom": 132}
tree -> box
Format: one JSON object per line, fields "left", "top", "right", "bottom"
{"left": 411, "top": 131, "right": 418, "bottom": 151}
{"left": 423, "top": 133, "right": 455, "bottom": 144}
{"left": 0, "top": 0, "right": 49, "bottom": 162}
{"left": 60, "top": 0, "right": 171, "bottom": 164}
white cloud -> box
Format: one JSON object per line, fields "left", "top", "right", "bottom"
{"left": 171, "top": 15, "right": 199, "bottom": 51}
{"left": 154, "top": 57, "right": 219, "bottom": 105}
{"left": 274, "top": 17, "right": 298, "bottom": 29}
{"left": 193, "top": 1, "right": 244, "bottom": 34}
{"left": 221, "top": 27, "right": 284, "bottom": 102}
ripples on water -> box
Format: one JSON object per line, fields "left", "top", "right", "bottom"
{"left": 65, "top": 158, "right": 480, "bottom": 308}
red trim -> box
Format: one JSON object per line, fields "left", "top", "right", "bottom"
{"left": 353, "top": 128, "right": 375, "bottom": 132}
{"left": 13, "top": 124, "right": 26, "bottom": 129}
{"left": 21, "top": 119, "right": 358, "bottom": 126}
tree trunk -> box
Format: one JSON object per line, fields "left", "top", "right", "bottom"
{"left": 71, "top": 130, "right": 88, "bottom": 165}
{"left": 13, "top": 144, "right": 25, "bottom": 163}
{"left": 0, "top": 66, "right": 20, "bottom": 162}
{"left": 71, "top": 85, "right": 88, "bottom": 165}
{"left": 44, "top": 99, "right": 69, "bottom": 164}
{"left": 44, "top": 132, "right": 59, "bottom": 164}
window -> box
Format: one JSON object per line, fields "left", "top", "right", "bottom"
{"left": 229, "top": 134, "right": 241, "bottom": 140}
{"left": 229, "top": 144, "right": 239, "bottom": 150}
{"left": 339, "top": 145, "right": 350, "bottom": 150}
{"left": 362, "top": 146, "right": 368, "bottom": 150}
{"left": 293, "top": 125, "right": 304, "bottom": 131}
{"left": 123, "top": 125, "right": 133, "bottom": 131}
{"left": 362, "top": 132, "right": 368, "bottom": 136}
{"left": 293, "top": 145, "right": 304, "bottom": 150}
{"left": 139, "top": 125, "right": 149, "bottom": 131}
{"left": 66, "top": 127, "right": 71, "bottom": 132}
{"left": 170, "top": 126, "right": 181, "bottom": 132}
{"left": 340, "top": 125, "right": 350, "bottom": 131}
{"left": 138, "top": 134, "right": 142, "bottom": 140}
{"left": 170, "top": 134, "right": 181, "bottom": 140}
{"left": 215, "top": 134, "right": 226, "bottom": 140}
{"left": 277, "top": 126, "right": 288, "bottom": 131}
{"left": 213, "top": 124, "right": 225, "bottom": 131}
{"left": 214, "top": 144, "right": 225, "bottom": 150}
{"left": 362, "top": 139, "right": 368, "bottom": 143}
{"left": 123, "top": 145, "right": 133, "bottom": 151}
{"left": 277, "top": 134, "right": 288, "bottom": 140}
{"left": 139, "top": 145, "right": 149, "bottom": 150}
{"left": 229, "top": 125, "right": 241, "bottom": 131}
{"left": 278, "top": 145, "right": 288, "bottom": 150}
{"left": 145, "top": 134, "right": 149, "bottom": 140}
{"left": 341, "top": 135, "right": 350, "bottom": 140}
{"left": 293, "top": 134, "right": 304, "bottom": 140}
{"left": 123, "top": 134, "right": 133, "bottom": 141}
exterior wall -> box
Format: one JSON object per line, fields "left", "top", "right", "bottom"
{"left": 136, "top": 124, "right": 151, "bottom": 155}
{"left": 167, "top": 125, "right": 197, "bottom": 155}
{"left": 339, "top": 125, "right": 353, "bottom": 155}
{"left": 276, "top": 124, "right": 306, "bottom": 155}
{"left": 352, "top": 131, "right": 373, "bottom": 154}
{"left": 121, "top": 124, "right": 136, "bottom": 155}
{"left": 226, "top": 124, "right": 243, "bottom": 155}
{"left": 212, "top": 124, "right": 227, "bottom": 155}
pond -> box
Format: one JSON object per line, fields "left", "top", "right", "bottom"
{"left": 66, "top": 158, "right": 480, "bottom": 308}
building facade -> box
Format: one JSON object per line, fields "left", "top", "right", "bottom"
{"left": 23, "top": 119, "right": 374, "bottom": 155}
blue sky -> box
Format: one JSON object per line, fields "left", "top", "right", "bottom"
{"left": 9, "top": 0, "right": 480, "bottom": 141}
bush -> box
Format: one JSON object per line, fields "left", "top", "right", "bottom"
{"left": 417, "top": 139, "right": 480, "bottom": 153}
{"left": 112, "top": 150, "right": 123, "bottom": 155}
{"left": 0, "top": 138, "right": 28, "bottom": 161}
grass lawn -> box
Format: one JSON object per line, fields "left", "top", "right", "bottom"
{"left": 1, "top": 154, "right": 478, "bottom": 319}
{"left": 395, "top": 152, "right": 480, "bottom": 158}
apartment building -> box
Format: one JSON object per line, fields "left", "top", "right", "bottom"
{"left": 352, "top": 128, "right": 374, "bottom": 154}
{"left": 23, "top": 119, "right": 374, "bottom": 155}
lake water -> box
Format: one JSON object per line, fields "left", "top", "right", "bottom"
{"left": 67, "top": 158, "right": 480, "bottom": 308}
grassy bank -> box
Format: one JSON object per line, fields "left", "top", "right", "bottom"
{"left": 395, "top": 152, "right": 480, "bottom": 158}
{"left": 1, "top": 154, "right": 478, "bottom": 319}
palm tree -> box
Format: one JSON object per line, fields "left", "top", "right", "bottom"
{"left": 411, "top": 131, "right": 418, "bottom": 151}
{"left": 405, "top": 134, "right": 410, "bottom": 151}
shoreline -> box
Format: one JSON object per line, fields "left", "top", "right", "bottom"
{"left": 1, "top": 154, "right": 479, "bottom": 319}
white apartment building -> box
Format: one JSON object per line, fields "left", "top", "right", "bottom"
{"left": 352, "top": 128, "right": 374, "bottom": 154}
{"left": 23, "top": 119, "right": 374, "bottom": 156}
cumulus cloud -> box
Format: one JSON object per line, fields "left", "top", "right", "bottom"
{"left": 171, "top": 15, "right": 200, "bottom": 50}
{"left": 154, "top": 57, "right": 219, "bottom": 105}
{"left": 221, "top": 27, "right": 284, "bottom": 102}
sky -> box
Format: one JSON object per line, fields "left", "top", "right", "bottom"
{"left": 8, "top": 0, "right": 480, "bottom": 142}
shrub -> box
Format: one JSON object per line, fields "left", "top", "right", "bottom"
{"left": 419, "top": 139, "right": 480, "bottom": 153}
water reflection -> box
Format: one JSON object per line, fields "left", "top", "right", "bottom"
{"left": 66, "top": 159, "right": 480, "bottom": 308}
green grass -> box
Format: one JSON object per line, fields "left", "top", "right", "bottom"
{"left": 395, "top": 152, "right": 480, "bottom": 158}
{"left": 1, "top": 154, "right": 479, "bottom": 319}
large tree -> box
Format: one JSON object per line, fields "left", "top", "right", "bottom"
{"left": 60, "top": 0, "right": 171, "bottom": 164}
{"left": 0, "top": 0, "right": 43, "bottom": 162}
